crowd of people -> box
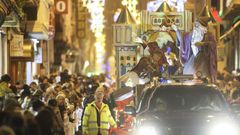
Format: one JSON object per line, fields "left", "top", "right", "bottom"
{"left": 0, "top": 67, "right": 240, "bottom": 135}
{"left": 0, "top": 70, "right": 116, "bottom": 135}
{"left": 216, "top": 68, "right": 240, "bottom": 102}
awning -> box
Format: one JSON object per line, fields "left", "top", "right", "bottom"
{"left": 26, "top": 0, "right": 50, "bottom": 40}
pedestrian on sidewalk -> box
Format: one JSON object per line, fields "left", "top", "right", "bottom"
{"left": 0, "top": 74, "right": 13, "bottom": 110}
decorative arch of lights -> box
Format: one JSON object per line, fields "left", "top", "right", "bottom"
{"left": 82, "top": 0, "right": 106, "bottom": 73}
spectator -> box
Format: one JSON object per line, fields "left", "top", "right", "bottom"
{"left": 56, "top": 93, "right": 66, "bottom": 121}
{"left": 15, "top": 81, "right": 22, "bottom": 93}
{"left": 23, "top": 111, "right": 41, "bottom": 135}
{"left": 36, "top": 107, "right": 54, "bottom": 135}
{"left": 3, "top": 98, "right": 21, "bottom": 112}
{"left": 31, "top": 99, "right": 45, "bottom": 114}
{"left": 48, "top": 99, "right": 65, "bottom": 135}
{"left": 0, "top": 72, "right": 118, "bottom": 135}
{"left": 29, "top": 82, "right": 38, "bottom": 94}
{"left": 54, "top": 85, "right": 62, "bottom": 93}
{"left": 102, "top": 85, "right": 116, "bottom": 119}
{"left": 9, "top": 86, "right": 17, "bottom": 95}
{"left": 0, "top": 74, "right": 13, "bottom": 110}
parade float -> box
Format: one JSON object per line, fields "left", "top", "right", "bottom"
{"left": 112, "top": 1, "right": 219, "bottom": 134}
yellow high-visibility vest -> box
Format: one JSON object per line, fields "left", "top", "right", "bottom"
{"left": 82, "top": 102, "right": 116, "bottom": 135}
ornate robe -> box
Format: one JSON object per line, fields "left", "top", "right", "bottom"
{"left": 176, "top": 31, "right": 217, "bottom": 82}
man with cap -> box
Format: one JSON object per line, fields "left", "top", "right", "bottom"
{"left": 82, "top": 85, "right": 116, "bottom": 135}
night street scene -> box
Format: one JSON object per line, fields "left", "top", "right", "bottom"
{"left": 0, "top": 0, "right": 240, "bottom": 135}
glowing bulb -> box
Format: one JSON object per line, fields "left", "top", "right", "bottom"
{"left": 82, "top": 0, "right": 87, "bottom": 6}
{"left": 122, "top": 0, "right": 128, "bottom": 5}
{"left": 82, "top": 0, "right": 106, "bottom": 73}
{"left": 132, "top": 0, "right": 138, "bottom": 5}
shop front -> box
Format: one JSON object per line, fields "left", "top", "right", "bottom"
{"left": 0, "top": 0, "right": 22, "bottom": 78}
{"left": 10, "top": 37, "right": 34, "bottom": 84}
{"left": 24, "top": 0, "right": 54, "bottom": 83}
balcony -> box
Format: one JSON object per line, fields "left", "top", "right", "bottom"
{"left": 26, "top": 0, "right": 50, "bottom": 40}
{"left": 1, "top": 0, "right": 20, "bottom": 27}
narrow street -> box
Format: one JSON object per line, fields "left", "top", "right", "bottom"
{"left": 0, "top": 0, "right": 240, "bottom": 135}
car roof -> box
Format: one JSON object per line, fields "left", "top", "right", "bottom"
{"left": 140, "top": 83, "right": 220, "bottom": 96}
{"left": 154, "top": 83, "right": 220, "bottom": 92}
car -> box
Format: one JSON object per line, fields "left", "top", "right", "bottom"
{"left": 125, "top": 84, "right": 240, "bottom": 135}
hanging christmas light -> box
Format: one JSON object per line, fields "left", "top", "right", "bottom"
{"left": 82, "top": 0, "right": 106, "bottom": 73}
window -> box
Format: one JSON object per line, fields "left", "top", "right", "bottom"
{"left": 133, "top": 57, "right": 136, "bottom": 61}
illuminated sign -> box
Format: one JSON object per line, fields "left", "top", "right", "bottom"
{"left": 78, "top": 1, "right": 87, "bottom": 39}
{"left": 10, "top": 35, "right": 24, "bottom": 57}
{"left": 55, "top": 0, "right": 68, "bottom": 14}
{"left": 151, "top": 15, "right": 182, "bottom": 26}
{"left": 141, "top": 11, "right": 185, "bottom": 31}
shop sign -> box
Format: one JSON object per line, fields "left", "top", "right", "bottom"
{"left": 77, "top": 1, "right": 86, "bottom": 39}
{"left": 55, "top": 0, "right": 68, "bottom": 14}
{"left": 10, "top": 35, "right": 24, "bottom": 57}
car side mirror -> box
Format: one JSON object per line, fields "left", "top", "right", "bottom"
{"left": 124, "top": 106, "right": 136, "bottom": 116}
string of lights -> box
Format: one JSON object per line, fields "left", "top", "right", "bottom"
{"left": 82, "top": 0, "right": 106, "bottom": 73}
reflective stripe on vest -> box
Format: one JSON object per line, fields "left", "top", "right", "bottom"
{"left": 88, "top": 121, "right": 109, "bottom": 125}
{"left": 88, "top": 128, "right": 109, "bottom": 131}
